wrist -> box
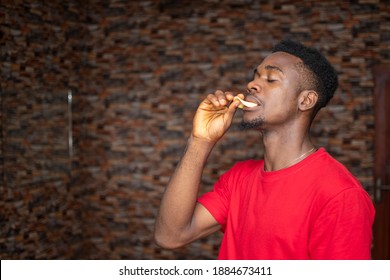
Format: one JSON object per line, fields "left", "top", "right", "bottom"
{"left": 189, "top": 134, "right": 217, "bottom": 147}
{"left": 187, "top": 134, "right": 217, "bottom": 157}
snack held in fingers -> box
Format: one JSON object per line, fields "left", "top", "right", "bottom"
{"left": 234, "top": 96, "right": 258, "bottom": 109}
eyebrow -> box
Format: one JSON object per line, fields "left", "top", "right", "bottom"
{"left": 265, "top": 65, "right": 284, "bottom": 74}
{"left": 253, "top": 65, "right": 284, "bottom": 77}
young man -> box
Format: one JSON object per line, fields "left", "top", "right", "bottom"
{"left": 154, "top": 40, "right": 375, "bottom": 259}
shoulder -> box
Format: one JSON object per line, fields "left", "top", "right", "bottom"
{"left": 215, "top": 159, "right": 263, "bottom": 190}
{"left": 232, "top": 159, "right": 263, "bottom": 169}
{"left": 311, "top": 149, "right": 363, "bottom": 190}
{"left": 307, "top": 149, "right": 373, "bottom": 212}
{"left": 224, "top": 159, "right": 263, "bottom": 178}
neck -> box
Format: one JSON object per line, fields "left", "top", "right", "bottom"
{"left": 262, "top": 125, "right": 315, "bottom": 171}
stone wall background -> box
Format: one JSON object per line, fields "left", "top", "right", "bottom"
{"left": 1, "top": 0, "right": 389, "bottom": 259}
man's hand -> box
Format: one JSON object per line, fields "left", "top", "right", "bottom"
{"left": 192, "top": 91, "right": 244, "bottom": 143}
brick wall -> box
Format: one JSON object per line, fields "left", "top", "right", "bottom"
{"left": 1, "top": 0, "right": 389, "bottom": 259}
{"left": 1, "top": 0, "right": 89, "bottom": 258}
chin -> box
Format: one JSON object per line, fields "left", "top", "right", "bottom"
{"left": 239, "top": 116, "right": 265, "bottom": 131}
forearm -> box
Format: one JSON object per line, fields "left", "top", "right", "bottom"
{"left": 154, "top": 91, "right": 240, "bottom": 248}
{"left": 154, "top": 135, "right": 215, "bottom": 247}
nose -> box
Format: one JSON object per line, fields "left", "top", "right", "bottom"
{"left": 247, "top": 80, "right": 261, "bottom": 95}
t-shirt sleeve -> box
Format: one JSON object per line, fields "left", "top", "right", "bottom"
{"left": 197, "top": 167, "right": 234, "bottom": 232}
{"left": 308, "top": 187, "right": 375, "bottom": 259}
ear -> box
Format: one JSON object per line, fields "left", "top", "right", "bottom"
{"left": 298, "top": 90, "right": 318, "bottom": 112}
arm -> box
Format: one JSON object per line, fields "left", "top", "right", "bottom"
{"left": 154, "top": 91, "right": 243, "bottom": 249}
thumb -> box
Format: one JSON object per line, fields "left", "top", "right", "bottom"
{"left": 225, "top": 99, "right": 240, "bottom": 120}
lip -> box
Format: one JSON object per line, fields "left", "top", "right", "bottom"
{"left": 242, "top": 95, "right": 262, "bottom": 111}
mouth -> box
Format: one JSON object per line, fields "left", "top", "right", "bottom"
{"left": 234, "top": 96, "right": 257, "bottom": 108}
{"left": 242, "top": 95, "right": 262, "bottom": 111}
{"left": 245, "top": 95, "right": 262, "bottom": 105}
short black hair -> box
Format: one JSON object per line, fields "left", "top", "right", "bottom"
{"left": 272, "top": 40, "right": 338, "bottom": 114}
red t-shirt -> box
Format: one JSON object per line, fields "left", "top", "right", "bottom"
{"left": 198, "top": 148, "right": 375, "bottom": 260}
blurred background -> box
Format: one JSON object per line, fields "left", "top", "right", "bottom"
{"left": 1, "top": 0, "right": 389, "bottom": 259}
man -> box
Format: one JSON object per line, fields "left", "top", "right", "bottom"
{"left": 154, "top": 40, "right": 375, "bottom": 259}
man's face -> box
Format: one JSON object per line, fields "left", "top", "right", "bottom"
{"left": 240, "top": 51, "right": 303, "bottom": 131}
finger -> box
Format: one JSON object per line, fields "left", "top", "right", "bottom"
{"left": 227, "top": 92, "right": 244, "bottom": 111}
{"left": 224, "top": 100, "right": 240, "bottom": 122}
{"left": 225, "top": 92, "right": 244, "bottom": 108}
{"left": 205, "top": 93, "right": 220, "bottom": 107}
{"left": 214, "top": 90, "right": 228, "bottom": 106}
{"left": 228, "top": 97, "right": 241, "bottom": 110}
{"left": 236, "top": 92, "right": 245, "bottom": 100}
